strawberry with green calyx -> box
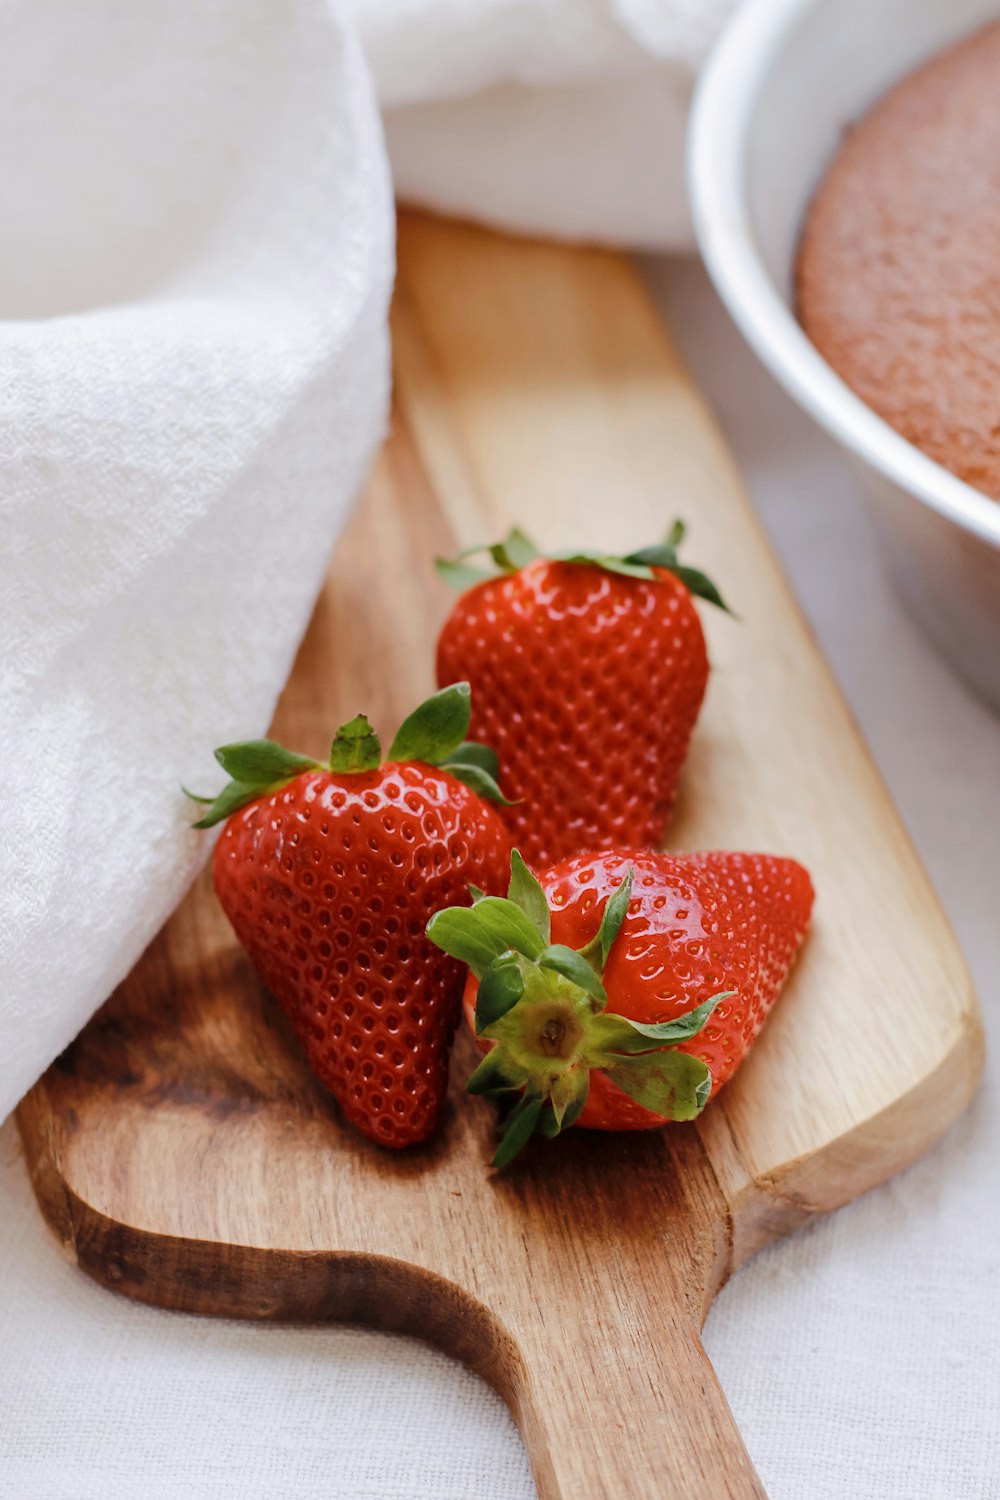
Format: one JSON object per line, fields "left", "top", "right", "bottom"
{"left": 427, "top": 846, "right": 813, "bottom": 1168}
{"left": 436, "top": 520, "right": 731, "bottom": 611}
{"left": 435, "top": 522, "right": 731, "bottom": 868}
{"left": 188, "top": 683, "right": 513, "bottom": 1149}
{"left": 188, "top": 681, "right": 509, "bottom": 829}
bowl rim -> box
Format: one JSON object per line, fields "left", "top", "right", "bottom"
{"left": 688, "top": 0, "right": 1000, "bottom": 552}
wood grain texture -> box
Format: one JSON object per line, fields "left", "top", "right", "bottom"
{"left": 18, "top": 212, "right": 983, "bottom": 1500}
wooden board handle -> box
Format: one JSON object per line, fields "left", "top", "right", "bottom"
{"left": 21, "top": 1157, "right": 766, "bottom": 1500}
{"left": 460, "top": 1129, "right": 769, "bottom": 1500}
{"left": 508, "top": 1300, "right": 765, "bottom": 1499}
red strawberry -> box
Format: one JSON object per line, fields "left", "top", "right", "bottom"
{"left": 428, "top": 847, "right": 812, "bottom": 1166}
{"left": 189, "top": 685, "right": 512, "bottom": 1148}
{"left": 435, "top": 524, "right": 730, "bottom": 867}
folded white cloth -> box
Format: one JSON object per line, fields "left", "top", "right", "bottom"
{"left": 351, "top": 0, "right": 741, "bottom": 248}
{"left": 0, "top": 0, "right": 394, "bottom": 1121}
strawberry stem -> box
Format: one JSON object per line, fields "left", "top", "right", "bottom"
{"left": 329, "top": 714, "right": 381, "bottom": 771}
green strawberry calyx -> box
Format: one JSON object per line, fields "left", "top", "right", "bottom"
{"left": 185, "top": 682, "right": 510, "bottom": 830}
{"left": 426, "top": 851, "right": 733, "bottom": 1168}
{"left": 435, "top": 520, "right": 732, "bottom": 613}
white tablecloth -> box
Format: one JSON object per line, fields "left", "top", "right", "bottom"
{"left": 2, "top": 257, "right": 998, "bottom": 1500}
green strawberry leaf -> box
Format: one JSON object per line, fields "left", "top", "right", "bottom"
{"left": 329, "top": 713, "right": 381, "bottom": 771}
{"left": 588, "top": 993, "right": 727, "bottom": 1056}
{"left": 670, "top": 564, "right": 733, "bottom": 615}
{"left": 551, "top": 550, "right": 656, "bottom": 580}
{"left": 213, "top": 740, "right": 320, "bottom": 785}
{"left": 472, "top": 897, "right": 547, "bottom": 961}
{"left": 507, "top": 851, "right": 550, "bottom": 945}
{"left": 467, "top": 1046, "right": 529, "bottom": 1096}
{"left": 504, "top": 527, "right": 541, "bottom": 568}
{"left": 489, "top": 527, "right": 540, "bottom": 572}
{"left": 425, "top": 906, "right": 511, "bottom": 979}
{"left": 434, "top": 519, "right": 734, "bottom": 615}
{"left": 623, "top": 532, "right": 733, "bottom": 614}
{"left": 605, "top": 1050, "right": 712, "bottom": 1122}
{"left": 442, "top": 761, "right": 513, "bottom": 805}
{"left": 578, "top": 869, "right": 633, "bottom": 972}
{"left": 549, "top": 1067, "right": 590, "bottom": 1131}
{"left": 439, "top": 736, "right": 510, "bottom": 805}
{"left": 622, "top": 544, "right": 678, "bottom": 571}
{"left": 535, "top": 1103, "right": 563, "bottom": 1140}
{"left": 190, "top": 779, "right": 265, "bottom": 830}
{"left": 537, "top": 944, "right": 607, "bottom": 1002}
{"left": 475, "top": 954, "right": 525, "bottom": 1033}
{"left": 493, "top": 1085, "right": 545, "bottom": 1169}
{"left": 623, "top": 993, "right": 727, "bottom": 1043}
{"left": 435, "top": 557, "right": 493, "bottom": 591}
{"left": 441, "top": 740, "right": 499, "bottom": 778}
{"left": 438, "top": 528, "right": 541, "bottom": 587}
{"left": 388, "top": 682, "right": 471, "bottom": 764}
{"left": 188, "top": 736, "right": 320, "bottom": 830}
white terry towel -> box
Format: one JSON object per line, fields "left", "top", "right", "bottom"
{"left": 0, "top": 0, "right": 394, "bottom": 1121}
{"left": 351, "top": 0, "right": 742, "bottom": 248}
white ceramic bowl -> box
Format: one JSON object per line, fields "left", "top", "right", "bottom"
{"left": 689, "top": 0, "right": 1000, "bottom": 711}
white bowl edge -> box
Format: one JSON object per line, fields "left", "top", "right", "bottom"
{"left": 688, "top": 0, "right": 1000, "bottom": 556}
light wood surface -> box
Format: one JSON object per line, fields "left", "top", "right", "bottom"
{"left": 17, "top": 212, "right": 983, "bottom": 1500}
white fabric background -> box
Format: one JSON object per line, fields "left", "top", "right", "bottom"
{"left": 2, "top": 258, "right": 997, "bottom": 1499}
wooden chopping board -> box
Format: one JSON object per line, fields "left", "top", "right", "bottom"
{"left": 18, "top": 212, "right": 983, "bottom": 1499}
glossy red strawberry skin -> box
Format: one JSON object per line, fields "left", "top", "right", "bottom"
{"left": 214, "top": 762, "right": 512, "bottom": 1147}
{"left": 436, "top": 560, "right": 709, "bottom": 867}
{"left": 463, "top": 848, "right": 813, "bottom": 1131}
